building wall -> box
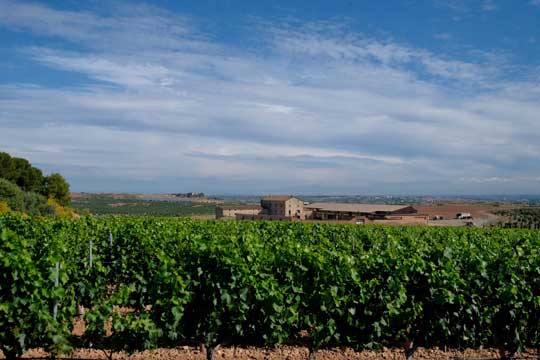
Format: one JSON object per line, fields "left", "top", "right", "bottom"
{"left": 372, "top": 215, "right": 429, "bottom": 225}
{"left": 284, "top": 197, "right": 306, "bottom": 219}
{"left": 236, "top": 214, "right": 292, "bottom": 221}
{"left": 308, "top": 206, "right": 419, "bottom": 221}
{"left": 216, "top": 207, "right": 224, "bottom": 218}
{"left": 303, "top": 218, "right": 358, "bottom": 225}
{"left": 309, "top": 210, "right": 356, "bottom": 221}
{"left": 260, "top": 199, "right": 284, "bottom": 216}
{"left": 261, "top": 197, "right": 306, "bottom": 219}
{"left": 216, "top": 207, "right": 261, "bottom": 219}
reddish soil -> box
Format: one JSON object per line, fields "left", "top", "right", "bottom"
{"left": 415, "top": 203, "right": 517, "bottom": 220}
{"left": 3, "top": 347, "right": 539, "bottom": 360}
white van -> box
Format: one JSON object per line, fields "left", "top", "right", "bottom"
{"left": 456, "top": 212, "right": 472, "bottom": 219}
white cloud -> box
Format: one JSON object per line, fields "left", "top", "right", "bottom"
{"left": 481, "top": 0, "right": 498, "bottom": 11}
{"left": 0, "top": 1, "right": 539, "bottom": 194}
{"left": 266, "top": 23, "right": 501, "bottom": 85}
{"left": 433, "top": 0, "right": 500, "bottom": 14}
{"left": 432, "top": 0, "right": 470, "bottom": 12}
{"left": 0, "top": 0, "right": 204, "bottom": 51}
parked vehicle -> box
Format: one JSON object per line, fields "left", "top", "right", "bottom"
{"left": 456, "top": 212, "right": 472, "bottom": 219}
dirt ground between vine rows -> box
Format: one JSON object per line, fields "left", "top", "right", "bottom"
{"left": 7, "top": 320, "right": 540, "bottom": 358}
{"left": 3, "top": 347, "right": 540, "bottom": 360}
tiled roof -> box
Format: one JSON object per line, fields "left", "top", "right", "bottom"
{"left": 218, "top": 205, "right": 261, "bottom": 210}
{"left": 261, "top": 195, "right": 295, "bottom": 201}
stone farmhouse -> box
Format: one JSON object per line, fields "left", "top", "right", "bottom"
{"left": 216, "top": 195, "right": 306, "bottom": 221}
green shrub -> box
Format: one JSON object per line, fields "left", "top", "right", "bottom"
{"left": 23, "top": 192, "right": 55, "bottom": 216}
{"left": 0, "top": 178, "right": 24, "bottom": 212}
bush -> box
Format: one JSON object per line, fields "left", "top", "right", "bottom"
{"left": 23, "top": 192, "right": 55, "bottom": 216}
{"left": 0, "top": 179, "right": 24, "bottom": 212}
{"left": 47, "top": 198, "right": 77, "bottom": 218}
{"left": 0, "top": 201, "right": 10, "bottom": 213}
{"left": 0, "top": 179, "right": 63, "bottom": 217}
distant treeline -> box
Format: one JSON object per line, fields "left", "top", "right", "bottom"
{"left": 173, "top": 192, "right": 205, "bottom": 198}
{"left": 0, "top": 152, "right": 71, "bottom": 216}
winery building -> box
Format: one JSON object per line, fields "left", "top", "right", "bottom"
{"left": 217, "top": 196, "right": 427, "bottom": 225}
{"left": 305, "top": 203, "right": 428, "bottom": 225}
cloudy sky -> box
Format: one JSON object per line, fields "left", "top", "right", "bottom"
{"left": 1, "top": 0, "right": 539, "bottom": 195}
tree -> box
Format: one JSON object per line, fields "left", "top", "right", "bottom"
{"left": 0, "top": 152, "right": 72, "bottom": 211}
{"left": 19, "top": 159, "right": 44, "bottom": 193}
{"left": 0, "top": 152, "right": 13, "bottom": 179}
{"left": 0, "top": 152, "right": 45, "bottom": 193}
{"left": 44, "top": 173, "right": 71, "bottom": 206}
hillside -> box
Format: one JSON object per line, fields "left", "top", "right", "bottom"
{"left": 0, "top": 152, "right": 72, "bottom": 216}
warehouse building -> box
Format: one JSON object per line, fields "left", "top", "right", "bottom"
{"left": 305, "top": 203, "right": 427, "bottom": 225}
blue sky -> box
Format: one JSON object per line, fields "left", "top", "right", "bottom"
{"left": 1, "top": 0, "right": 539, "bottom": 195}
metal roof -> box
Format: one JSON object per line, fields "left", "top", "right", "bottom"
{"left": 305, "top": 203, "right": 413, "bottom": 214}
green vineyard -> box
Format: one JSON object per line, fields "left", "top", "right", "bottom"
{"left": 495, "top": 207, "right": 540, "bottom": 229}
{"left": 1, "top": 214, "right": 540, "bottom": 359}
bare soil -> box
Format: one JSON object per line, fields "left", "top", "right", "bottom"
{"left": 3, "top": 347, "right": 540, "bottom": 360}
{"left": 415, "top": 203, "right": 517, "bottom": 220}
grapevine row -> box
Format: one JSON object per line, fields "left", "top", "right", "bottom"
{"left": 1, "top": 214, "right": 540, "bottom": 359}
